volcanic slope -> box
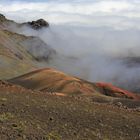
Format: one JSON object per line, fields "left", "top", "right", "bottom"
{"left": 10, "top": 68, "right": 140, "bottom": 103}
{"left": 0, "top": 80, "right": 140, "bottom": 140}
{"left": 0, "top": 14, "right": 55, "bottom": 79}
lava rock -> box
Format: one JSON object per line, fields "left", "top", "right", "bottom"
{"left": 0, "top": 14, "right": 6, "bottom": 22}
{"left": 27, "top": 19, "right": 49, "bottom": 30}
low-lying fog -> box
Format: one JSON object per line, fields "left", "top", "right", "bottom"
{"left": 0, "top": 0, "right": 140, "bottom": 92}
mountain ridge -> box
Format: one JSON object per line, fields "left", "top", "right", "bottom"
{"left": 0, "top": 14, "right": 55, "bottom": 79}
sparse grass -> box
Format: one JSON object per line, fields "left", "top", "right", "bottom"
{"left": 12, "top": 121, "right": 26, "bottom": 133}
{"left": 0, "top": 112, "right": 14, "bottom": 122}
{"left": 46, "top": 132, "right": 61, "bottom": 140}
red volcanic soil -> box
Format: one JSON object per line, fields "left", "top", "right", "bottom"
{"left": 9, "top": 68, "right": 140, "bottom": 101}
{"left": 96, "top": 82, "right": 140, "bottom": 100}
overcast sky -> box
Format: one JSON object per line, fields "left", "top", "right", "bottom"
{"left": 0, "top": 0, "right": 140, "bottom": 29}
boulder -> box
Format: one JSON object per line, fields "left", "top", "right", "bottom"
{"left": 27, "top": 19, "right": 49, "bottom": 30}
{"left": 0, "top": 14, "right": 6, "bottom": 22}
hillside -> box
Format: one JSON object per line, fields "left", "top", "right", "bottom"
{"left": 0, "top": 14, "right": 55, "bottom": 79}
{"left": 10, "top": 68, "right": 140, "bottom": 103}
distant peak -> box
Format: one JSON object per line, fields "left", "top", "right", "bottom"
{"left": 0, "top": 14, "right": 6, "bottom": 22}
{"left": 0, "top": 13, "right": 5, "bottom": 18}
{"left": 27, "top": 18, "right": 49, "bottom": 30}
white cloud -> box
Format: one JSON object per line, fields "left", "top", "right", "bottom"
{"left": 0, "top": 0, "right": 140, "bottom": 29}
{"left": 0, "top": 1, "right": 134, "bottom": 14}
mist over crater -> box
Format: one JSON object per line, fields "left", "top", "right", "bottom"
{"left": 0, "top": 0, "right": 140, "bottom": 92}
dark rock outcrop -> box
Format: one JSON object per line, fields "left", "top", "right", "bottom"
{"left": 27, "top": 19, "right": 49, "bottom": 30}
{"left": 0, "top": 14, "right": 6, "bottom": 22}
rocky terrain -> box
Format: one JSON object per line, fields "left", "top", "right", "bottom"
{"left": 0, "top": 80, "right": 140, "bottom": 140}
{"left": 26, "top": 19, "right": 49, "bottom": 30}
{"left": 0, "top": 13, "right": 140, "bottom": 139}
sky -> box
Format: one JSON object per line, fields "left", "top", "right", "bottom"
{"left": 0, "top": 0, "right": 140, "bottom": 29}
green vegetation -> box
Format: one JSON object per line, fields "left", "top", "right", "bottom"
{"left": 0, "top": 112, "right": 14, "bottom": 122}
{"left": 12, "top": 121, "right": 26, "bottom": 133}
{"left": 46, "top": 132, "right": 61, "bottom": 140}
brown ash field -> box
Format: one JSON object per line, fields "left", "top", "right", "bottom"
{"left": 0, "top": 81, "right": 140, "bottom": 140}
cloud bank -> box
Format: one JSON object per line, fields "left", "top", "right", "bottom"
{"left": 0, "top": 0, "right": 140, "bottom": 92}
{"left": 1, "top": 0, "right": 140, "bottom": 29}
